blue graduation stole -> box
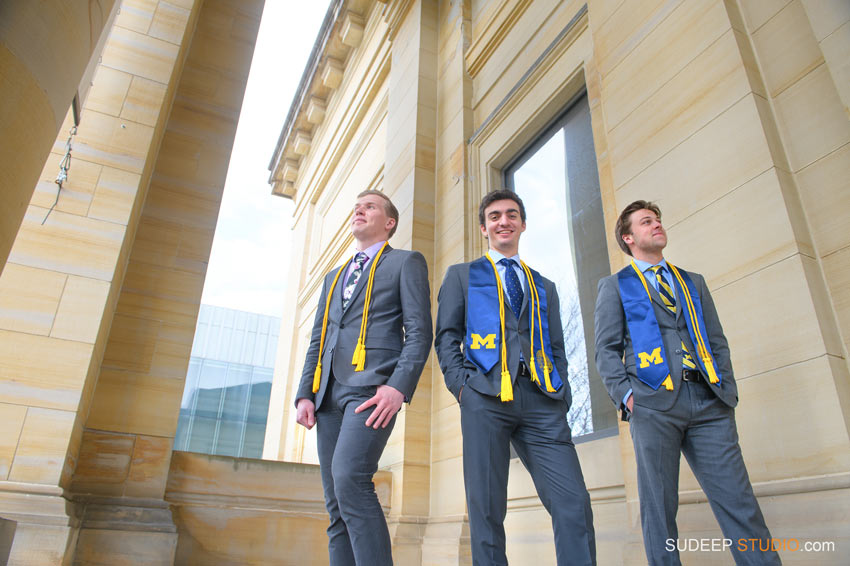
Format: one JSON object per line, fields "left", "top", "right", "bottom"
{"left": 465, "top": 256, "right": 564, "bottom": 396}
{"left": 617, "top": 262, "right": 722, "bottom": 390}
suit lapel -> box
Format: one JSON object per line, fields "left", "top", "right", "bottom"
{"left": 342, "top": 246, "right": 392, "bottom": 315}
{"left": 327, "top": 267, "right": 345, "bottom": 321}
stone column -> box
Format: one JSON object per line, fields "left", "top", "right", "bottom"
{"left": 70, "top": 1, "right": 264, "bottom": 564}
{"left": 0, "top": 0, "right": 264, "bottom": 563}
{"left": 382, "top": 1, "right": 439, "bottom": 563}
{"left": 422, "top": 0, "right": 473, "bottom": 564}
{"left": 1, "top": 0, "right": 197, "bottom": 561}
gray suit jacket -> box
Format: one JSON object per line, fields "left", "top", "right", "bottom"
{"left": 435, "top": 261, "right": 571, "bottom": 405}
{"left": 296, "top": 246, "right": 432, "bottom": 409}
{"left": 594, "top": 267, "right": 738, "bottom": 413}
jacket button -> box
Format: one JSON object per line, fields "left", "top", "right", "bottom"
{"left": 675, "top": 349, "right": 682, "bottom": 354}
{"left": 339, "top": 323, "right": 345, "bottom": 329}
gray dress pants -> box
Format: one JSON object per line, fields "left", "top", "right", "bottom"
{"left": 316, "top": 377, "right": 396, "bottom": 566}
{"left": 630, "top": 379, "right": 780, "bottom": 565}
{"left": 461, "top": 374, "right": 596, "bottom": 565}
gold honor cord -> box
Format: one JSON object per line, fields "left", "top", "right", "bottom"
{"left": 310, "top": 241, "right": 390, "bottom": 393}
{"left": 668, "top": 263, "right": 719, "bottom": 384}
{"left": 484, "top": 254, "right": 513, "bottom": 401}
{"left": 312, "top": 263, "right": 348, "bottom": 393}
{"left": 351, "top": 241, "right": 389, "bottom": 371}
{"left": 520, "top": 262, "right": 556, "bottom": 393}
{"left": 629, "top": 262, "right": 674, "bottom": 391}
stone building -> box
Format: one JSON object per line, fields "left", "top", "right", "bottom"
{"left": 1, "top": 0, "right": 848, "bottom": 565}
{"left": 265, "top": 0, "right": 850, "bottom": 564}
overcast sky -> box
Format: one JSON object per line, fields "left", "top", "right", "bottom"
{"left": 200, "top": 1, "right": 330, "bottom": 317}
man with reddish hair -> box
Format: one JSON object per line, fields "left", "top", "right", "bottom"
{"left": 594, "top": 200, "right": 779, "bottom": 565}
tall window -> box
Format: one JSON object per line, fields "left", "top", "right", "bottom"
{"left": 505, "top": 92, "right": 616, "bottom": 436}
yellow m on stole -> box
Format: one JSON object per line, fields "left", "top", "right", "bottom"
{"left": 638, "top": 347, "right": 663, "bottom": 368}
{"left": 470, "top": 333, "right": 496, "bottom": 350}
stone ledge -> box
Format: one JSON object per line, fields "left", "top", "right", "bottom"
{"left": 0, "top": 483, "right": 76, "bottom": 527}
{"left": 73, "top": 496, "right": 176, "bottom": 533}
{"left": 165, "top": 451, "right": 393, "bottom": 566}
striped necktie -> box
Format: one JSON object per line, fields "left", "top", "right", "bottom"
{"left": 650, "top": 265, "right": 697, "bottom": 370}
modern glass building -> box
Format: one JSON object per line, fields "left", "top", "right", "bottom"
{"left": 174, "top": 305, "right": 280, "bottom": 459}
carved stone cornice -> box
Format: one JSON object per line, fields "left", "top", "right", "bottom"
{"left": 268, "top": 1, "right": 383, "bottom": 201}
{"left": 282, "top": 159, "right": 299, "bottom": 182}
{"left": 321, "top": 57, "right": 345, "bottom": 89}
{"left": 306, "top": 96, "right": 327, "bottom": 124}
{"left": 267, "top": 0, "right": 346, "bottom": 197}
{"left": 293, "top": 130, "right": 313, "bottom": 155}
{"left": 341, "top": 12, "right": 365, "bottom": 47}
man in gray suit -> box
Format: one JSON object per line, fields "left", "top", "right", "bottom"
{"left": 594, "top": 200, "right": 779, "bottom": 565}
{"left": 295, "top": 190, "right": 432, "bottom": 566}
{"left": 435, "top": 190, "right": 595, "bottom": 566}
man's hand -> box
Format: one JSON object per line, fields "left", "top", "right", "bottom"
{"left": 626, "top": 393, "right": 634, "bottom": 413}
{"left": 355, "top": 385, "right": 404, "bottom": 429}
{"left": 296, "top": 398, "right": 316, "bottom": 429}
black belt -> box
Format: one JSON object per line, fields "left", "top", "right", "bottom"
{"left": 682, "top": 369, "right": 703, "bottom": 383}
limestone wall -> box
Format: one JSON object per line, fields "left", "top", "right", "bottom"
{"left": 269, "top": 0, "right": 850, "bottom": 564}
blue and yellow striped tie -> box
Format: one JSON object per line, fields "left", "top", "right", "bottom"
{"left": 650, "top": 265, "right": 697, "bottom": 369}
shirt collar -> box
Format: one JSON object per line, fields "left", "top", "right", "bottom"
{"left": 487, "top": 249, "right": 521, "bottom": 265}
{"left": 356, "top": 240, "right": 387, "bottom": 261}
{"left": 633, "top": 257, "right": 668, "bottom": 273}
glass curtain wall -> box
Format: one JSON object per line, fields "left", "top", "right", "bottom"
{"left": 174, "top": 305, "right": 279, "bottom": 458}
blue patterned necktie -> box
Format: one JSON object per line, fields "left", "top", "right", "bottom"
{"left": 499, "top": 258, "right": 523, "bottom": 319}
{"left": 342, "top": 252, "right": 368, "bottom": 309}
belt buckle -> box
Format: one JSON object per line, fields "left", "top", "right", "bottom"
{"left": 682, "top": 369, "right": 701, "bottom": 383}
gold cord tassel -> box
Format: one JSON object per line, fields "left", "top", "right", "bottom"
{"left": 528, "top": 354, "right": 541, "bottom": 386}
{"left": 500, "top": 370, "right": 514, "bottom": 401}
{"left": 312, "top": 362, "right": 323, "bottom": 393}
{"left": 542, "top": 358, "right": 556, "bottom": 392}
{"left": 352, "top": 339, "right": 366, "bottom": 371}
{"left": 662, "top": 375, "right": 674, "bottom": 391}
{"left": 704, "top": 357, "right": 719, "bottom": 383}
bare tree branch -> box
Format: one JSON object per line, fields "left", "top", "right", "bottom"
{"left": 561, "top": 289, "right": 592, "bottom": 435}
